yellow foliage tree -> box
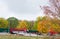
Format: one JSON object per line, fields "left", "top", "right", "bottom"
{"left": 0, "top": 18, "right": 8, "bottom": 28}
{"left": 37, "top": 20, "right": 49, "bottom": 34}
{"left": 16, "top": 20, "right": 27, "bottom": 29}
{"left": 37, "top": 16, "right": 51, "bottom": 34}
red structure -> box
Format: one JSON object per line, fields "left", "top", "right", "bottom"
{"left": 10, "top": 28, "right": 27, "bottom": 33}
{"left": 49, "top": 29, "right": 57, "bottom": 36}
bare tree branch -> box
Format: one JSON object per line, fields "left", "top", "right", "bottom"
{"left": 42, "top": 0, "right": 60, "bottom": 19}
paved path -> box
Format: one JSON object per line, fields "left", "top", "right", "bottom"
{"left": 0, "top": 32, "right": 10, "bottom": 35}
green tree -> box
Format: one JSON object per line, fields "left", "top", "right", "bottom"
{"left": 31, "top": 21, "right": 37, "bottom": 30}
{"left": 7, "top": 17, "right": 19, "bottom": 28}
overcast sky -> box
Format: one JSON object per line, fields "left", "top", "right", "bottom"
{"left": 0, "top": 0, "right": 49, "bottom": 20}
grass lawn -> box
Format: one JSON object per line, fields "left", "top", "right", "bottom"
{"left": 0, "top": 34, "right": 60, "bottom": 39}
{"left": 0, "top": 35, "right": 38, "bottom": 39}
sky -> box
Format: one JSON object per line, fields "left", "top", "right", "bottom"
{"left": 0, "top": 0, "right": 49, "bottom": 20}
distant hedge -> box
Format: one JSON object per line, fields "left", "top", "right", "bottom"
{"left": 0, "top": 28, "right": 9, "bottom": 32}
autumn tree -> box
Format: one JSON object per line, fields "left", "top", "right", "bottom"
{"left": 37, "top": 16, "right": 52, "bottom": 34}
{"left": 41, "top": 0, "right": 60, "bottom": 33}
{"left": 50, "top": 18, "right": 60, "bottom": 33}
{"left": 17, "top": 20, "right": 27, "bottom": 29}
{"left": 0, "top": 18, "right": 8, "bottom": 29}
{"left": 42, "top": 0, "right": 60, "bottom": 19}
{"left": 36, "top": 16, "right": 42, "bottom": 22}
